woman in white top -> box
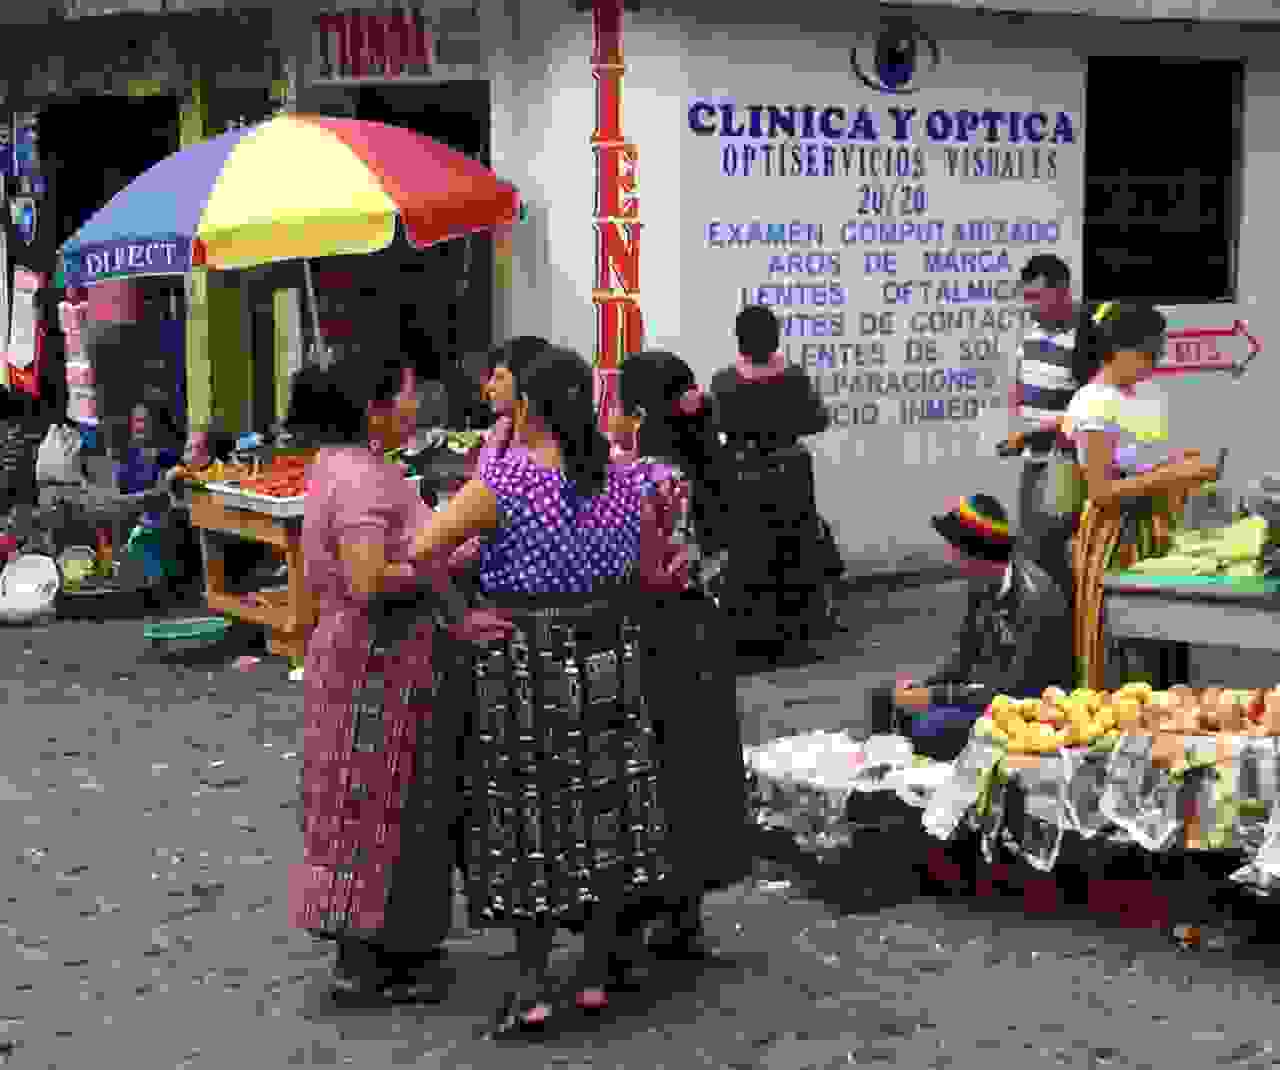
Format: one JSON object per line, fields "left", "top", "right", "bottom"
{"left": 1065, "top": 302, "right": 1219, "bottom": 689}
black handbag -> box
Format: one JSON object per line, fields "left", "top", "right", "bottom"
{"left": 368, "top": 575, "right": 467, "bottom": 653}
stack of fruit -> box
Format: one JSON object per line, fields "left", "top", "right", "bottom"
{"left": 175, "top": 459, "right": 251, "bottom": 486}
{"left": 973, "top": 682, "right": 1280, "bottom": 757}
{"left": 974, "top": 686, "right": 1124, "bottom": 753}
{"left": 237, "top": 454, "right": 313, "bottom": 499}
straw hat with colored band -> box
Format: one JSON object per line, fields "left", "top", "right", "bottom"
{"left": 931, "top": 494, "right": 1013, "bottom": 562}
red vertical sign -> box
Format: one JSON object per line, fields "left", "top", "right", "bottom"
{"left": 592, "top": 0, "right": 642, "bottom": 434}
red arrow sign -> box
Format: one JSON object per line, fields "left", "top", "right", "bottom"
{"left": 1152, "top": 320, "right": 1262, "bottom": 378}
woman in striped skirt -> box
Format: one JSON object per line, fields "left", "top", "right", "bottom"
{"left": 1064, "top": 302, "right": 1219, "bottom": 690}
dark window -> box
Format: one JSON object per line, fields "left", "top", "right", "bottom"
{"left": 41, "top": 95, "right": 180, "bottom": 249}
{"left": 1084, "top": 57, "right": 1243, "bottom": 304}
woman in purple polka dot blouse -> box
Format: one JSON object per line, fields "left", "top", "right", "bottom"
{"left": 408, "top": 345, "right": 676, "bottom": 1032}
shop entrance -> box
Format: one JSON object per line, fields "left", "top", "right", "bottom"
{"left": 356, "top": 82, "right": 494, "bottom": 428}
{"left": 40, "top": 95, "right": 184, "bottom": 452}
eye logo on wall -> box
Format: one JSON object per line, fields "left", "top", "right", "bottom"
{"left": 850, "top": 18, "right": 941, "bottom": 95}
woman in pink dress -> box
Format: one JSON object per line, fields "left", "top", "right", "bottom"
{"left": 287, "top": 351, "right": 509, "bottom": 1004}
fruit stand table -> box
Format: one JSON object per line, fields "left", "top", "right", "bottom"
{"left": 188, "top": 487, "right": 314, "bottom": 660}
{"left": 1103, "top": 574, "right": 1280, "bottom": 687}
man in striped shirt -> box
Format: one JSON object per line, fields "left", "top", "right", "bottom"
{"left": 999, "top": 254, "right": 1095, "bottom": 599}
{"left": 1004, "top": 254, "right": 1082, "bottom": 453}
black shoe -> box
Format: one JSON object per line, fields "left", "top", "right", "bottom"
{"left": 646, "top": 920, "right": 718, "bottom": 962}
{"left": 328, "top": 939, "right": 392, "bottom": 1003}
{"left": 378, "top": 948, "right": 449, "bottom": 1004}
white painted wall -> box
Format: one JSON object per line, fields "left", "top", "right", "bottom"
{"left": 927, "top": 0, "right": 1280, "bottom": 22}
{"left": 490, "top": 4, "right": 1280, "bottom": 572}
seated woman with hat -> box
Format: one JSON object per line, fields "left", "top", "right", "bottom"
{"left": 868, "top": 494, "right": 1072, "bottom": 758}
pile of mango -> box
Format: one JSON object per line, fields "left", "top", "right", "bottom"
{"left": 974, "top": 682, "right": 1280, "bottom": 756}
{"left": 175, "top": 460, "right": 251, "bottom": 485}
{"left": 974, "top": 685, "right": 1126, "bottom": 753}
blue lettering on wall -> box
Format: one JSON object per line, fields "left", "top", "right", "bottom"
{"left": 887, "top": 107, "right": 915, "bottom": 142}
{"left": 687, "top": 101, "right": 1076, "bottom": 145}
{"left": 923, "top": 250, "right": 1012, "bottom": 273}
{"left": 898, "top": 397, "right": 983, "bottom": 424}
{"left": 848, "top": 108, "right": 878, "bottom": 141}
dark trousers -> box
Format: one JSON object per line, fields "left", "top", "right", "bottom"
{"left": 1016, "top": 459, "right": 1075, "bottom": 623}
{"left": 1016, "top": 459, "right": 1053, "bottom": 549}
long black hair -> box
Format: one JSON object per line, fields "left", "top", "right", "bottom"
{"left": 518, "top": 345, "right": 611, "bottom": 499}
{"left": 619, "top": 350, "right": 716, "bottom": 483}
{"left": 619, "top": 350, "right": 725, "bottom": 552}
{"left": 485, "top": 335, "right": 550, "bottom": 382}
{"left": 1075, "top": 302, "right": 1167, "bottom": 385}
{"left": 285, "top": 350, "right": 410, "bottom": 443}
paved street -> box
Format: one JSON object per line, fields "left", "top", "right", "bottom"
{"left": 1, "top": 585, "right": 1280, "bottom": 1068}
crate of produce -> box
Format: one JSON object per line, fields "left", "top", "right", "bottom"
{"left": 202, "top": 483, "right": 305, "bottom": 519}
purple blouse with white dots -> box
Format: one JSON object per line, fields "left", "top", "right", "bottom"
{"left": 476, "top": 452, "right": 655, "bottom": 595}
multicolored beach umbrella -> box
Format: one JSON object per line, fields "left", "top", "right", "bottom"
{"left": 58, "top": 114, "right": 520, "bottom": 289}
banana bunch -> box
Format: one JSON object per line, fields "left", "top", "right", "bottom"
{"left": 973, "top": 685, "right": 1128, "bottom": 754}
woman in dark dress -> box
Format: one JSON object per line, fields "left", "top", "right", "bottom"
{"left": 612, "top": 351, "right": 753, "bottom": 957}
{"left": 710, "top": 304, "right": 841, "bottom": 652}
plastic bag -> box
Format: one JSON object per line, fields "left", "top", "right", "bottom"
{"left": 922, "top": 737, "right": 1001, "bottom": 841}
{"left": 1062, "top": 749, "right": 1112, "bottom": 839}
{"left": 35, "top": 424, "right": 82, "bottom": 486}
{"left": 1099, "top": 733, "right": 1181, "bottom": 852}
{"left": 1231, "top": 800, "right": 1280, "bottom": 896}
{"left": 1233, "top": 739, "right": 1280, "bottom": 849}
{"left": 1012, "top": 752, "right": 1073, "bottom": 872}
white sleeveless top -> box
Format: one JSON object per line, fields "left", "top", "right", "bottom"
{"left": 1064, "top": 382, "right": 1170, "bottom": 475}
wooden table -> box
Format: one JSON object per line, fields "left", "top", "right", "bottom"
{"left": 188, "top": 490, "right": 315, "bottom": 660}
{"left": 1103, "top": 573, "right": 1280, "bottom": 688}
